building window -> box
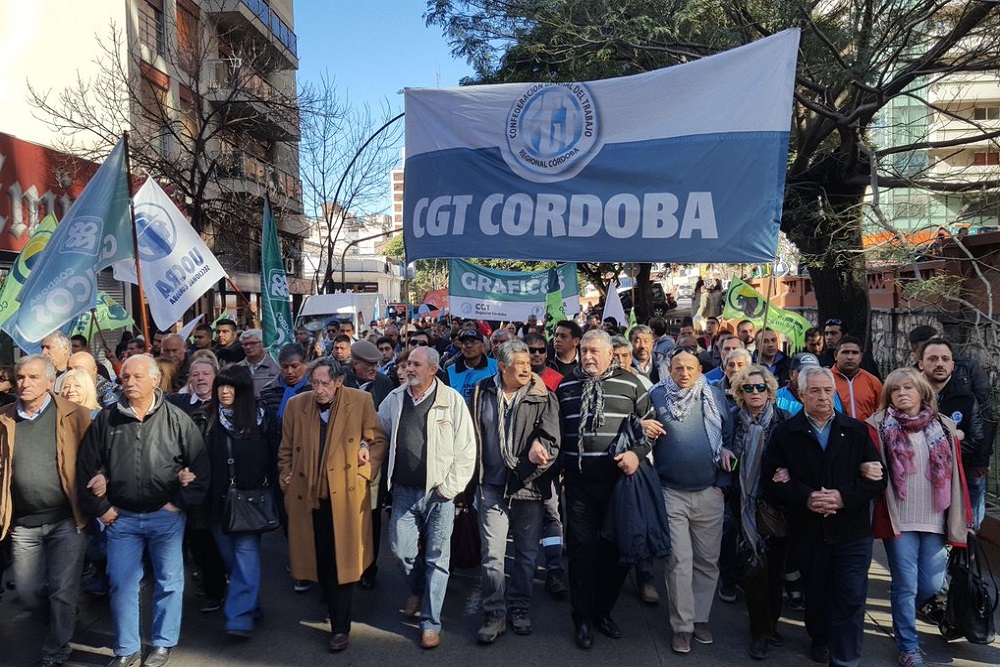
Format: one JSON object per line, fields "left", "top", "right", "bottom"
{"left": 139, "top": 0, "right": 166, "bottom": 57}
{"left": 177, "top": 5, "right": 199, "bottom": 75}
{"left": 972, "top": 106, "right": 1000, "bottom": 121}
{"left": 973, "top": 152, "right": 1000, "bottom": 166}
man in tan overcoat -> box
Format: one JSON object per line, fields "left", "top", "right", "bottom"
{"left": 277, "top": 357, "right": 386, "bottom": 653}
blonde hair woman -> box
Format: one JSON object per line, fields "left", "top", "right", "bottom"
{"left": 866, "top": 367, "right": 969, "bottom": 667}
{"left": 60, "top": 368, "right": 100, "bottom": 413}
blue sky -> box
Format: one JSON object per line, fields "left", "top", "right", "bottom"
{"left": 294, "top": 1, "right": 474, "bottom": 114}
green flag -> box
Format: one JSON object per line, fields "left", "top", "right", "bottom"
{"left": 260, "top": 199, "right": 294, "bottom": 356}
{"left": 0, "top": 213, "right": 59, "bottom": 328}
{"left": 544, "top": 267, "right": 565, "bottom": 341}
{"left": 68, "top": 291, "right": 134, "bottom": 335}
{"left": 722, "top": 278, "right": 812, "bottom": 351}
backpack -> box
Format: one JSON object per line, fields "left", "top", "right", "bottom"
{"left": 940, "top": 532, "right": 998, "bottom": 644}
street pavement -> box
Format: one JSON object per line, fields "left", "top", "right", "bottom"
{"left": 1, "top": 526, "right": 998, "bottom": 667}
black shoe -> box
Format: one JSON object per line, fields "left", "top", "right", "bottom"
{"left": 359, "top": 567, "right": 377, "bottom": 590}
{"left": 41, "top": 660, "right": 64, "bottom": 667}
{"left": 144, "top": 647, "right": 171, "bottom": 667}
{"left": 596, "top": 615, "right": 622, "bottom": 640}
{"left": 545, "top": 571, "right": 569, "bottom": 598}
{"left": 809, "top": 643, "right": 829, "bottom": 663}
{"left": 767, "top": 630, "right": 784, "bottom": 647}
{"left": 748, "top": 637, "right": 769, "bottom": 660}
{"left": 107, "top": 653, "right": 141, "bottom": 667}
{"left": 199, "top": 599, "right": 222, "bottom": 613}
{"left": 575, "top": 621, "right": 594, "bottom": 649}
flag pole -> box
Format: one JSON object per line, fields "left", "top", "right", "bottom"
{"left": 89, "top": 308, "right": 110, "bottom": 351}
{"left": 122, "top": 132, "right": 151, "bottom": 345}
{"left": 760, "top": 256, "right": 779, "bottom": 334}
{"left": 225, "top": 276, "right": 254, "bottom": 321}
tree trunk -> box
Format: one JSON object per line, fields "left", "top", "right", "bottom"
{"left": 634, "top": 263, "right": 653, "bottom": 323}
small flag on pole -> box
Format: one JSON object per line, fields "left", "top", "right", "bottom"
{"left": 544, "top": 267, "right": 565, "bottom": 341}
{"left": 260, "top": 199, "right": 294, "bottom": 356}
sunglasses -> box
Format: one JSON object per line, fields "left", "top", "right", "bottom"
{"left": 741, "top": 383, "right": 768, "bottom": 394}
{"left": 528, "top": 347, "right": 547, "bottom": 354}
{"left": 824, "top": 319, "right": 844, "bottom": 327}
{"left": 669, "top": 346, "right": 698, "bottom": 359}
{"left": 408, "top": 340, "right": 429, "bottom": 346}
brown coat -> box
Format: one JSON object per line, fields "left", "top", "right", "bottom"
{"left": 277, "top": 387, "right": 386, "bottom": 584}
{"left": 0, "top": 393, "right": 94, "bottom": 539}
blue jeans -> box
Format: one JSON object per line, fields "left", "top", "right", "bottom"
{"left": 478, "top": 484, "right": 543, "bottom": 614}
{"left": 389, "top": 485, "right": 455, "bottom": 632}
{"left": 966, "top": 472, "right": 987, "bottom": 530}
{"left": 106, "top": 508, "right": 186, "bottom": 656}
{"left": 10, "top": 518, "right": 87, "bottom": 662}
{"left": 211, "top": 524, "right": 262, "bottom": 633}
{"left": 884, "top": 532, "right": 947, "bottom": 652}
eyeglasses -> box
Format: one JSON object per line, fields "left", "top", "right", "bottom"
{"left": 669, "top": 346, "right": 698, "bottom": 359}
{"left": 408, "top": 340, "right": 429, "bottom": 347}
{"left": 824, "top": 319, "right": 844, "bottom": 327}
{"left": 741, "top": 383, "right": 768, "bottom": 394}
{"left": 528, "top": 347, "right": 547, "bottom": 354}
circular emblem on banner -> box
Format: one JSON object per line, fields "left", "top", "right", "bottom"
{"left": 134, "top": 203, "right": 177, "bottom": 262}
{"left": 269, "top": 269, "right": 290, "bottom": 299}
{"left": 12, "top": 227, "right": 55, "bottom": 283}
{"left": 530, "top": 305, "right": 545, "bottom": 317}
{"left": 504, "top": 82, "right": 601, "bottom": 183}
{"left": 726, "top": 284, "right": 766, "bottom": 319}
{"left": 460, "top": 303, "right": 474, "bottom": 316}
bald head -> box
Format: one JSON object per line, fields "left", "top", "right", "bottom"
{"left": 160, "top": 333, "right": 186, "bottom": 365}
{"left": 68, "top": 351, "right": 99, "bottom": 381}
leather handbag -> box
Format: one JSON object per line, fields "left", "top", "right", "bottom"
{"left": 222, "top": 436, "right": 279, "bottom": 535}
{"left": 756, "top": 497, "right": 788, "bottom": 538}
{"left": 940, "top": 531, "right": 998, "bottom": 644}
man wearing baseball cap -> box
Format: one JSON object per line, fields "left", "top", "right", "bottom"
{"left": 447, "top": 330, "right": 497, "bottom": 401}
{"left": 776, "top": 353, "right": 844, "bottom": 415}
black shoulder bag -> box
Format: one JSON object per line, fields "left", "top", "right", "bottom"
{"left": 939, "top": 531, "right": 998, "bottom": 644}
{"left": 222, "top": 435, "right": 279, "bottom": 535}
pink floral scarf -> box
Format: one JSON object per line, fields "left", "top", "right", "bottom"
{"left": 879, "top": 406, "right": 952, "bottom": 512}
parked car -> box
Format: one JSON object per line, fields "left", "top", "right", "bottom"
{"left": 619, "top": 283, "right": 677, "bottom": 317}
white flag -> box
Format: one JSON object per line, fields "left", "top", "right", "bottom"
{"left": 602, "top": 281, "right": 627, "bottom": 328}
{"left": 113, "top": 179, "right": 227, "bottom": 330}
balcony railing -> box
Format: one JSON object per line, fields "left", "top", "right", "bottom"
{"left": 218, "top": 148, "right": 302, "bottom": 202}
{"left": 240, "top": 0, "right": 297, "bottom": 57}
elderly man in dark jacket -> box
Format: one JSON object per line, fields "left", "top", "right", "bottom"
{"left": 78, "top": 355, "right": 208, "bottom": 667}
{"left": 469, "top": 340, "right": 561, "bottom": 644}
{"left": 762, "top": 366, "right": 885, "bottom": 667}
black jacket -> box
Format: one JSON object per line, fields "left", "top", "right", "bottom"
{"left": 345, "top": 370, "right": 394, "bottom": 410}
{"left": 469, "top": 373, "right": 561, "bottom": 501}
{"left": 762, "top": 411, "right": 885, "bottom": 544}
{"left": 77, "top": 391, "right": 208, "bottom": 516}
{"left": 204, "top": 414, "right": 280, "bottom": 518}
{"left": 937, "top": 376, "right": 990, "bottom": 468}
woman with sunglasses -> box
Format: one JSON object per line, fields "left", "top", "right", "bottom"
{"left": 730, "top": 365, "right": 788, "bottom": 660}
{"left": 866, "top": 368, "right": 969, "bottom": 667}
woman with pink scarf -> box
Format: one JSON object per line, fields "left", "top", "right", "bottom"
{"left": 865, "top": 367, "right": 971, "bottom": 667}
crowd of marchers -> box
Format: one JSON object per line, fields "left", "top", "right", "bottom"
{"left": 0, "top": 308, "right": 991, "bottom": 667}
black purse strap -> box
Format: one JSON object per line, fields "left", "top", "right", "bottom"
{"left": 225, "top": 435, "right": 237, "bottom": 489}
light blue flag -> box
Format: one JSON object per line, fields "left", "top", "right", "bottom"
{"left": 7, "top": 139, "right": 133, "bottom": 343}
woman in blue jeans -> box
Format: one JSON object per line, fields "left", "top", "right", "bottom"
{"left": 866, "top": 368, "right": 971, "bottom": 667}
{"left": 204, "top": 366, "right": 279, "bottom": 637}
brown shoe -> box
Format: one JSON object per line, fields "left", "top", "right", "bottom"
{"left": 672, "top": 631, "right": 692, "bottom": 654}
{"left": 693, "top": 622, "right": 713, "bottom": 644}
{"left": 403, "top": 595, "right": 423, "bottom": 618}
{"left": 420, "top": 629, "right": 440, "bottom": 649}
{"left": 328, "top": 633, "right": 349, "bottom": 652}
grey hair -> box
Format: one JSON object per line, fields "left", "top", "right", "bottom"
{"left": 496, "top": 339, "right": 529, "bottom": 365}
{"left": 610, "top": 335, "right": 632, "bottom": 353}
{"left": 798, "top": 366, "right": 835, "bottom": 393}
{"left": 123, "top": 353, "right": 161, "bottom": 381}
{"left": 490, "top": 329, "right": 513, "bottom": 343}
{"left": 240, "top": 328, "right": 263, "bottom": 343}
{"left": 581, "top": 329, "right": 613, "bottom": 350}
{"left": 723, "top": 348, "right": 753, "bottom": 367}
{"left": 161, "top": 333, "right": 184, "bottom": 346}
{"left": 309, "top": 356, "right": 348, "bottom": 381}
{"left": 410, "top": 344, "right": 440, "bottom": 369}
{"left": 629, "top": 325, "right": 653, "bottom": 339}
{"left": 41, "top": 331, "right": 71, "bottom": 351}
{"left": 16, "top": 354, "right": 56, "bottom": 383}
{"left": 188, "top": 357, "right": 218, "bottom": 374}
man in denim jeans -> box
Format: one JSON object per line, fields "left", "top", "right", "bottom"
{"left": 78, "top": 356, "right": 208, "bottom": 667}
{"left": 0, "top": 355, "right": 92, "bottom": 667}
{"left": 378, "top": 345, "right": 475, "bottom": 650}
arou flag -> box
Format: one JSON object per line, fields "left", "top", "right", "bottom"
{"left": 403, "top": 29, "right": 799, "bottom": 264}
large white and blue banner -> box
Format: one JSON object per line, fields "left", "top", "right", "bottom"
{"left": 403, "top": 30, "right": 799, "bottom": 263}
{"left": 449, "top": 259, "right": 579, "bottom": 321}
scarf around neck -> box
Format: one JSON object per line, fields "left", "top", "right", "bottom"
{"left": 278, "top": 374, "right": 309, "bottom": 418}
{"left": 573, "top": 360, "right": 619, "bottom": 440}
{"left": 879, "top": 406, "right": 952, "bottom": 512}
{"left": 738, "top": 402, "right": 775, "bottom": 563}
{"left": 658, "top": 374, "right": 723, "bottom": 463}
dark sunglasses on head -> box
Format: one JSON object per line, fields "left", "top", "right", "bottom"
{"left": 669, "top": 346, "right": 698, "bottom": 359}
{"left": 528, "top": 347, "right": 547, "bottom": 354}
{"left": 824, "top": 319, "right": 844, "bottom": 327}
{"left": 741, "top": 383, "right": 768, "bottom": 394}
{"left": 408, "top": 340, "right": 429, "bottom": 346}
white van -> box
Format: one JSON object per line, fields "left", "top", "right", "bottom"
{"left": 294, "top": 294, "right": 380, "bottom": 336}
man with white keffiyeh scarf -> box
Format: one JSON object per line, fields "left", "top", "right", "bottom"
{"left": 648, "top": 347, "right": 735, "bottom": 655}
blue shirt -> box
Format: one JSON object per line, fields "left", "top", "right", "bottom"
{"left": 806, "top": 413, "right": 833, "bottom": 450}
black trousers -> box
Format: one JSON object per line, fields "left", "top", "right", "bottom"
{"left": 741, "top": 536, "right": 788, "bottom": 640}
{"left": 186, "top": 520, "right": 226, "bottom": 600}
{"left": 313, "top": 500, "right": 356, "bottom": 635}
{"left": 564, "top": 463, "right": 630, "bottom": 625}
